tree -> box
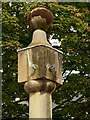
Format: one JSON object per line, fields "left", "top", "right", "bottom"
{"left": 2, "top": 2, "right": 90, "bottom": 119}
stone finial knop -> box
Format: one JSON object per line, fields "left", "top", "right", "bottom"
{"left": 27, "top": 7, "right": 53, "bottom": 30}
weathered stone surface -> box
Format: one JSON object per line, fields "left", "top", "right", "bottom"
{"left": 29, "top": 92, "right": 52, "bottom": 118}
{"left": 18, "top": 44, "right": 62, "bottom": 87}
{"left": 27, "top": 7, "right": 53, "bottom": 30}
{"left": 24, "top": 79, "right": 56, "bottom": 93}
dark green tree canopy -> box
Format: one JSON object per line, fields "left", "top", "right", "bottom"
{"left": 2, "top": 2, "right": 90, "bottom": 119}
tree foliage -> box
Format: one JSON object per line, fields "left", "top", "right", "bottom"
{"left": 2, "top": 2, "right": 90, "bottom": 119}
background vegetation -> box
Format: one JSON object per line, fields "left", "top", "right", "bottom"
{"left": 2, "top": 2, "right": 90, "bottom": 119}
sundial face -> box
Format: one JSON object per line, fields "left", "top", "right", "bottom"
{"left": 18, "top": 7, "right": 63, "bottom": 88}
{"left": 27, "top": 7, "right": 53, "bottom": 30}
{"left": 18, "top": 45, "right": 62, "bottom": 87}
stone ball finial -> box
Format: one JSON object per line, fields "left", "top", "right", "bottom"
{"left": 27, "top": 7, "right": 53, "bottom": 30}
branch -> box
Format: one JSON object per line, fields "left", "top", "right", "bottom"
{"left": 63, "top": 70, "right": 72, "bottom": 84}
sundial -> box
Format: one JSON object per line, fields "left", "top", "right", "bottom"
{"left": 17, "top": 7, "right": 63, "bottom": 119}
{"left": 18, "top": 7, "right": 62, "bottom": 88}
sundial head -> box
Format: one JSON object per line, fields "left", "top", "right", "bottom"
{"left": 27, "top": 7, "right": 53, "bottom": 30}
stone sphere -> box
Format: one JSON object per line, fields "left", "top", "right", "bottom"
{"left": 27, "top": 7, "right": 53, "bottom": 30}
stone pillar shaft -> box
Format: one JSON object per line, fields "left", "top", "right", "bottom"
{"left": 24, "top": 79, "right": 56, "bottom": 119}
{"left": 29, "top": 92, "right": 52, "bottom": 118}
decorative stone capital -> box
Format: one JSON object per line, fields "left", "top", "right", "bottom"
{"left": 24, "top": 79, "right": 56, "bottom": 94}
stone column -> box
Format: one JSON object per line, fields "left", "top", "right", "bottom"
{"left": 24, "top": 79, "right": 56, "bottom": 119}
{"left": 18, "top": 7, "right": 63, "bottom": 119}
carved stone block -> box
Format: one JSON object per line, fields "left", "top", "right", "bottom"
{"left": 18, "top": 45, "right": 63, "bottom": 87}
